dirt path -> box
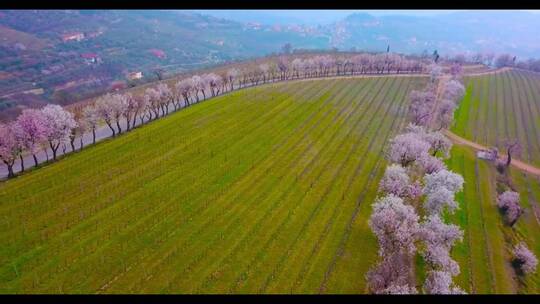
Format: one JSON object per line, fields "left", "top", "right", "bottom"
{"left": 464, "top": 67, "right": 512, "bottom": 77}
{"left": 444, "top": 130, "right": 540, "bottom": 177}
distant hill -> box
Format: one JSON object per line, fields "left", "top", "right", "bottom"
{"left": 2, "top": 9, "right": 540, "bottom": 118}
{"left": 326, "top": 11, "right": 540, "bottom": 58}
{"left": 0, "top": 9, "right": 328, "bottom": 113}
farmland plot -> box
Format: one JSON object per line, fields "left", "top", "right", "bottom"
{"left": 450, "top": 69, "right": 540, "bottom": 293}
{"left": 447, "top": 145, "right": 540, "bottom": 294}
{"left": 452, "top": 69, "right": 540, "bottom": 167}
{"left": 0, "top": 76, "right": 426, "bottom": 293}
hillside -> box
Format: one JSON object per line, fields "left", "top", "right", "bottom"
{"left": 0, "top": 10, "right": 329, "bottom": 115}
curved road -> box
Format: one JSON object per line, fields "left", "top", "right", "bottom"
{"left": 0, "top": 67, "right": 515, "bottom": 179}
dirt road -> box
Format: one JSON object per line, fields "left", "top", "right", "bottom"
{"left": 444, "top": 130, "right": 540, "bottom": 177}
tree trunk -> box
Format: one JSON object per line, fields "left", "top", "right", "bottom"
{"left": 80, "top": 137, "right": 83, "bottom": 150}
{"left": 116, "top": 120, "right": 122, "bottom": 134}
{"left": 132, "top": 112, "right": 138, "bottom": 128}
{"left": 6, "top": 163, "right": 14, "bottom": 178}
{"left": 19, "top": 155, "right": 24, "bottom": 172}
{"left": 106, "top": 122, "right": 116, "bottom": 137}
{"left": 50, "top": 142, "right": 58, "bottom": 161}
{"left": 92, "top": 128, "right": 96, "bottom": 144}
{"left": 506, "top": 148, "right": 512, "bottom": 167}
{"left": 70, "top": 138, "right": 75, "bottom": 152}
{"left": 33, "top": 154, "right": 38, "bottom": 167}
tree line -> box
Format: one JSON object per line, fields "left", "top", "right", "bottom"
{"left": 366, "top": 64, "right": 467, "bottom": 294}
{"left": 0, "top": 52, "right": 429, "bottom": 179}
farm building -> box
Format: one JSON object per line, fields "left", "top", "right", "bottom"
{"left": 477, "top": 148, "right": 498, "bottom": 161}
{"left": 81, "top": 53, "right": 101, "bottom": 64}
{"left": 127, "top": 71, "right": 143, "bottom": 80}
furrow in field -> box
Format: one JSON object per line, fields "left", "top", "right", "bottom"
{"left": 316, "top": 79, "right": 413, "bottom": 293}
{"left": 292, "top": 79, "right": 413, "bottom": 293}
{"left": 2, "top": 79, "right": 334, "bottom": 290}
{"left": 257, "top": 77, "right": 408, "bottom": 293}
{"left": 185, "top": 79, "right": 389, "bottom": 293}
{"left": 110, "top": 78, "right": 376, "bottom": 292}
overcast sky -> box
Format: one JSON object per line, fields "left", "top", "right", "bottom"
{"left": 193, "top": 10, "right": 540, "bottom": 26}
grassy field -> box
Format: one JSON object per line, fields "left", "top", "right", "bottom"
{"left": 447, "top": 145, "right": 540, "bottom": 294}
{"left": 451, "top": 69, "right": 540, "bottom": 293}
{"left": 0, "top": 76, "right": 427, "bottom": 293}
{"left": 452, "top": 69, "right": 540, "bottom": 167}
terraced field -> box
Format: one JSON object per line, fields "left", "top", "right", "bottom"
{"left": 452, "top": 69, "right": 540, "bottom": 167}
{"left": 0, "top": 76, "right": 427, "bottom": 293}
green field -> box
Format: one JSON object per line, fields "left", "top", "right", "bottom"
{"left": 452, "top": 69, "right": 540, "bottom": 167}
{"left": 451, "top": 69, "right": 540, "bottom": 293}
{"left": 447, "top": 145, "right": 540, "bottom": 294}
{"left": 2, "top": 73, "right": 539, "bottom": 294}
{"left": 0, "top": 76, "right": 428, "bottom": 293}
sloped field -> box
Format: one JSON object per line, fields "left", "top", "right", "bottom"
{"left": 0, "top": 76, "right": 426, "bottom": 293}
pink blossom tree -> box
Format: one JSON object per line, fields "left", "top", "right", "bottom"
{"left": 428, "top": 64, "right": 442, "bottom": 83}
{"left": 512, "top": 242, "right": 538, "bottom": 275}
{"left": 408, "top": 90, "right": 436, "bottom": 126}
{"left": 259, "top": 63, "right": 270, "bottom": 82}
{"left": 82, "top": 104, "right": 100, "bottom": 144}
{"left": 277, "top": 56, "right": 289, "bottom": 80}
{"left": 444, "top": 80, "right": 465, "bottom": 101}
{"left": 366, "top": 250, "right": 417, "bottom": 294}
{"left": 191, "top": 75, "right": 207, "bottom": 101}
{"left": 423, "top": 169, "right": 464, "bottom": 215}
{"left": 379, "top": 164, "right": 413, "bottom": 198}
{"left": 417, "top": 154, "right": 444, "bottom": 174}
{"left": 0, "top": 122, "right": 21, "bottom": 178}
{"left": 423, "top": 169, "right": 464, "bottom": 197}
{"left": 291, "top": 59, "right": 303, "bottom": 79}
{"left": 435, "top": 99, "right": 456, "bottom": 130}
{"left": 119, "top": 93, "right": 136, "bottom": 131}
{"left": 387, "top": 132, "right": 431, "bottom": 167}
{"left": 14, "top": 109, "right": 48, "bottom": 166}
{"left": 156, "top": 83, "right": 173, "bottom": 116}
{"left": 423, "top": 271, "right": 465, "bottom": 294}
{"left": 497, "top": 191, "right": 523, "bottom": 227}
{"left": 226, "top": 68, "right": 240, "bottom": 91}
{"left": 40, "top": 104, "right": 77, "bottom": 161}
{"left": 176, "top": 78, "right": 194, "bottom": 108}
{"left": 143, "top": 88, "right": 162, "bottom": 120}
{"left": 449, "top": 63, "right": 463, "bottom": 79}
{"left": 425, "top": 131, "right": 452, "bottom": 158}
{"left": 205, "top": 73, "right": 223, "bottom": 97}
{"left": 369, "top": 194, "right": 420, "bottom": 257}
{"left": 420, "top": 215, "right": 463, "bottom": 274}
